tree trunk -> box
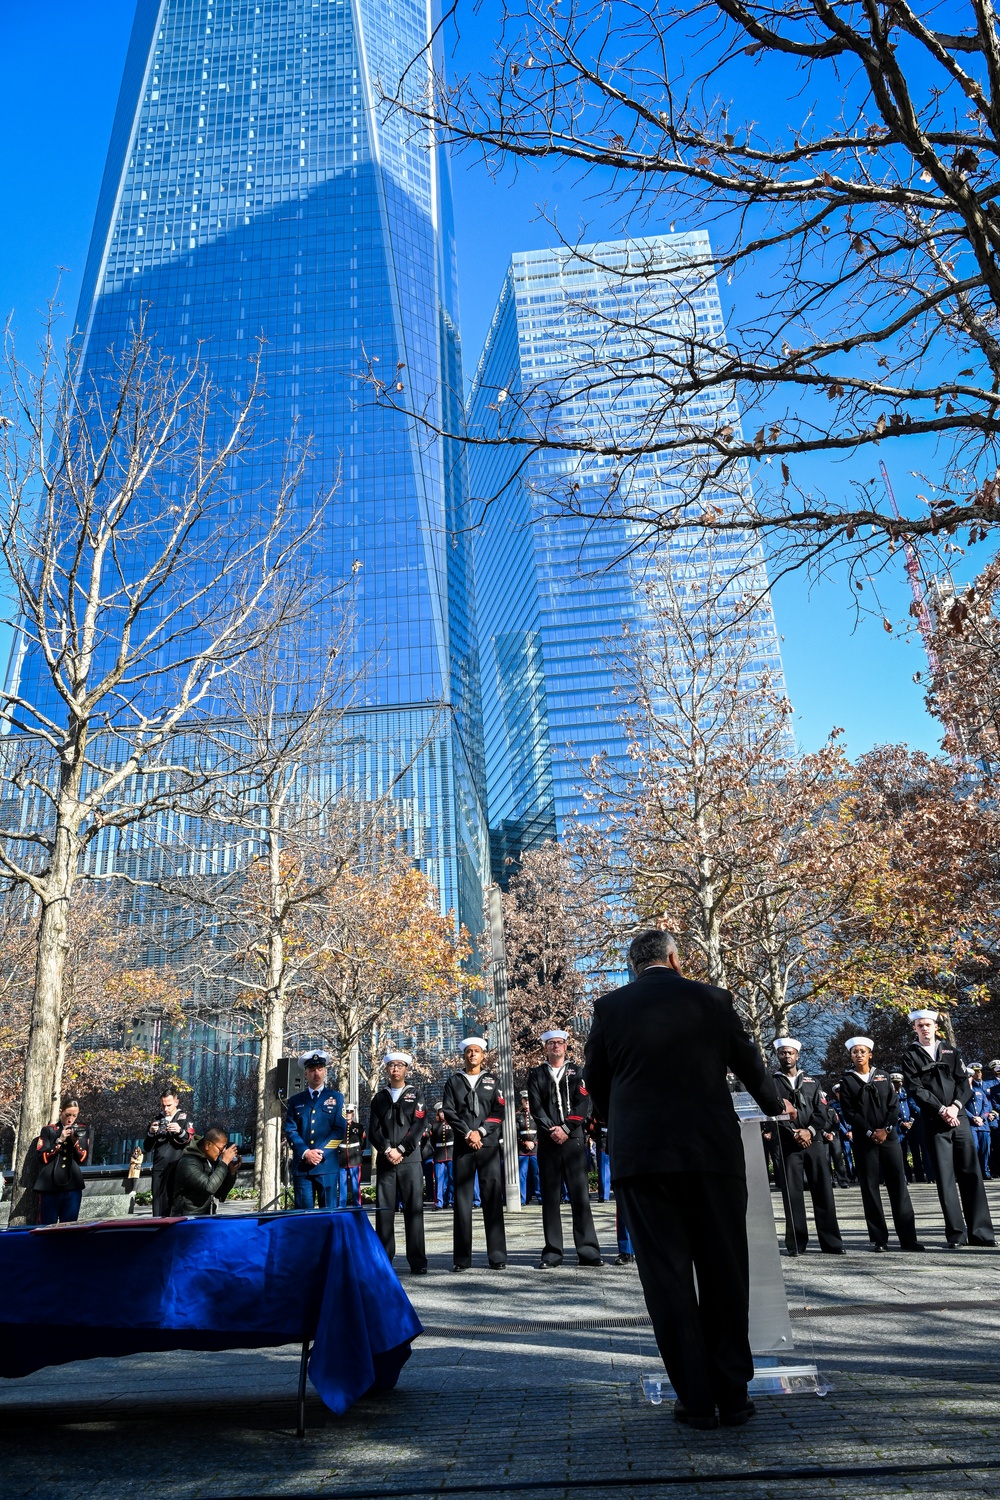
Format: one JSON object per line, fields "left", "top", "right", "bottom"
{"left": 50, "top": 1008, "right": 70, "bottom": 1119}
{"left": 9, "top": 881, "right": 73, "bottom": 1225}
{"left": 255, "top": 938, "right": 286, "bottom": 1211}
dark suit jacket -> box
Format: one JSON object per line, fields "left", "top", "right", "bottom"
{"left": 584, "top": 966, "right": 784, "bottom": 1180}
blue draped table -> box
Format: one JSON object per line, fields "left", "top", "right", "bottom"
{"left": 0, "top": 1209, "right": 422, "bottom": 1416}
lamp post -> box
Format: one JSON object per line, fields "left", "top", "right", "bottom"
{"left": 486, "top": 884, "right": 520, "bottom": 1213}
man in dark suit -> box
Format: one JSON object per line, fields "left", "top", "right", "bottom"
{"left": 585, "top": 929, "right": 788, "bottom": 1430}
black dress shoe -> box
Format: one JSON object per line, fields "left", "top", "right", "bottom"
{"left": 537, "top": 1260, "right": 559, "bottom": 1270}
{"left": 870, "top": 1243, "right": 887, "bottom": 1253}
{"left": 450, "top": 1264, "right": 467, "bottom": 1273}
{"left": 719, "top": 1401, "right": 756, "bottom": 1427}
{"left": 411, "top": 1266, "right": 428, "bottom": 1275}
{"left": 578, "top": 1258, "right": 604, "bottom": 1268}
{"left": 947, "top": 1238, "right": 968, "bottom": 1249}
{"left": 901, "top": 1242, "right": 926, "bottom": 1252}
{"left": 970, "top": 1237, "right": 997, "bottom": 1247}
{"left": 488, "top": 1261, "right": 507, "bottom": 1271}
{"left": 821, "top": 1247, "right": 846, "bottom": 1255}
{"left": 673, "top": 1401, "right": 719, "bottom": 1430}
{"left": 614, "top": 1253, "right": 635, "bottom": 1265}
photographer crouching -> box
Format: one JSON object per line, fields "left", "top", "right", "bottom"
{"left": 169, "top": 1127, "right": 240, "bottom": 1216}
{"left": 35, "top": 1098, "right": 90, "bottom": 1224}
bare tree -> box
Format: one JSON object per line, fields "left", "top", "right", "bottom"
{"left": 0, "top": 314, "right": 328, "bottom": 1220}
{"left": 384, "top": 0, "right": 1000, "bottom": 568}
{"left": 579, "top": 557, "right": 861, "bottom": 1037}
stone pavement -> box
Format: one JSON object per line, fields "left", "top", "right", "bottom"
{"left": 3, "top": 1184, "right": 1000, "bottom": 1499}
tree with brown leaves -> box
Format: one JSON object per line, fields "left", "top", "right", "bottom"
{"left": 486, "top": 840, "right": 614, "bottom": 1076}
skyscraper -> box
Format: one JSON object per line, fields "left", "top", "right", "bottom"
{"left": 9, "top": 0, "right": 488, "bottom": 927}
{"left": 468, "top": 235, "right": 789, "bottom": 877}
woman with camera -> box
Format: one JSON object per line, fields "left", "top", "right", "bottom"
{"left": 35, "top": 1097, "right": 89, "bottom": 1224}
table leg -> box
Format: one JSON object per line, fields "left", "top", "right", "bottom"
{"left": 296, "top": 1338, "right": 311, "bottom": 1438}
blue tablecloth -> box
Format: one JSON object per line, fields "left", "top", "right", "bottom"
{"left": 0, "top": 1209, "right": 421, "bottom": 1415}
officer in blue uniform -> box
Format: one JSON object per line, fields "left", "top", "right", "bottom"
{"left": 988, "top": 1060, "right": 1000, "bottom": 1176}
{"left": 965, "top": 1065, "right": 994, "bottom": 1180}
{"left": 284, "top": 1050, "right": 346, "bottom": 1210}
{"left": 892, "top": 1071, "right": 920, "bottom": 1182}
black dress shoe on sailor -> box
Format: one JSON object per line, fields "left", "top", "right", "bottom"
{"left": 487, "top": 1261, "right": 507, "bottom": 1270}
{"left": 870, "top": 1243, "right": 887, "bottom": 1253}
{"left": 673, "top": 1402, "right": 719, "bottom": 1430}
{"left": 719, "top": 1401, "right": 756, "bottom": 1426}
{"left": 614, "top": 1253, "right": 635, "bottom": 1265}
{"left": 450, "top": 1264, "right": 467, "bottom": 1272}
{"left": 901, "top": 1242, "right": 926, "bottom": 1252}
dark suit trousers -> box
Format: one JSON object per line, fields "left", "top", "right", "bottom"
{"left": 375, "top": 1157, "right": 427, "bottom": 1271}
{"left": 615, "top": 1173, "right": 752, "bottom": 1417}
{"left": 151, "top": 1168, "right": 175, "bottom": 1219}
{"left": 452, "top": 1139, "right": 507, "bottom": 1267}
{"left": 537, "top": 1131, "right": 601, "bottom": 1265}
{"left": 926, "top": 1116, "right": 995, "bottom": 1244}
{"left": 853, "top": 1138, "right": 918, "bottom": 1247}
{"left": 774, "top": 1140, "right": 844, "bottom": 1252}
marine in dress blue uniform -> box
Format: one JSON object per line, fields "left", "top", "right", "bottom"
{"left": 431, "top": 1104, "right": 454, "bottom": 1208}
{"left": 284, "top": 1050, "right": 346, "bottom": 1210}
{"left": 964, "top": 1066, "right": 993, "bottom": 1180}
{"left": 516, "top": 1091, "right": 541, "bottom": 1205}
{"left": 337, "top": 1104, "right": 365, "bottom": 1206}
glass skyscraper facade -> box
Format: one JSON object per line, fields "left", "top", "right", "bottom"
{"left": 468, "top": 235, "right": 789, "bottom": 877}
{"left": 8, "top": 0, "right": 488, "bottom": 928}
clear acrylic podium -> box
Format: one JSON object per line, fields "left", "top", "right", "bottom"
{"left": 642, "top": 1092, "right": 827, "bottom": 1404}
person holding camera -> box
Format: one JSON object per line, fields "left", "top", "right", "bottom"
{"left": 35, "top": 1098, "right": 90, "bottom": 1224}
{"left": 169, "top": 1126, "right": 240, "bottom": 1216}
{"left": 142, "top": 1087, "right": 195, "bottom": 1216}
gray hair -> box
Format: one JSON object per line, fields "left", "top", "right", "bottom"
{"left": 628, "top": 929, "right": 678, "bottom": 972}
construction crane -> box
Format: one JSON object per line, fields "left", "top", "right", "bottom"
{"left": 879, "top": 461, "right": 940, "bottom": 674}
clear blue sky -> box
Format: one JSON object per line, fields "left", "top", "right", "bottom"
{"left": 0, "top": 1, "right": 960, "bottom": 758}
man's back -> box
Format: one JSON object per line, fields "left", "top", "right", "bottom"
{"left": 585, "top": 966, "right": 782, "bottom": 1179}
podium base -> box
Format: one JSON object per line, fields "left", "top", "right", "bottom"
{"left": 641, "top": 1358, "right": 831, "bottom": 1406}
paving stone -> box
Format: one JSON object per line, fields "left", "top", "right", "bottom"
{"left": 4, "top": 1188, "right": 1000, "bottom": 1497}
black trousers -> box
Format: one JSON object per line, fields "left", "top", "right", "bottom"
{"left": 375, "top": 1156, "right": 427, "bottom": 1271}
{"left": 898, "top": 1124, "right": 925, "bottom": 1182}
{"left": 853, "top": 1137, "right": 919, "bottom": 1247}
{"left": 452, "top": 1139, "right": 507, "bottom": 1267}
{"left": 774, "top": 1138, "right": 844, "bottom": 1252}
{"left": 925, "top": 1116, "right": 995, "bottom": 1245}
{"left": 151, "top": 1166, "right": 179, "bottom": 1218}
{"left": 827, "top": 1134, "right": 850, "bottom": 1185}
{"left": 615, "top": 1172, "right": 752, "bottom": 1418}
{"left": 537, "top": 1130, "right": 602, "bottom": 1265}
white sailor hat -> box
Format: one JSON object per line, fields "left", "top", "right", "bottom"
{"left": 345, "top": 1101, "right": 358, "bottom": 1112}
{"left": 299, "top": 1049, "right": 329, "bottom": 1067}
{"left": 772, "top": 1037, "right": 801, "bottom": 1052}
{"left": 889, "top": 1070, "right": 904, "bottom": 1079}
{"left": 908, "top": 1009, "right": 938, "bottom": 1022}
{"left": 384, "top": 1050, "right": 412, "bottom": 1066}
{"left": 434, "top": 1101, "right": 444, "bottom": 1110}
{"left": 845, "top": 1036, "right": 874, "bottom": 1051}
{"left": 459, "top": 1036, "right": 488, "bottom": 1051}
{"left": 541, "top": 1028, "right": 569, "bottom": 1043}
